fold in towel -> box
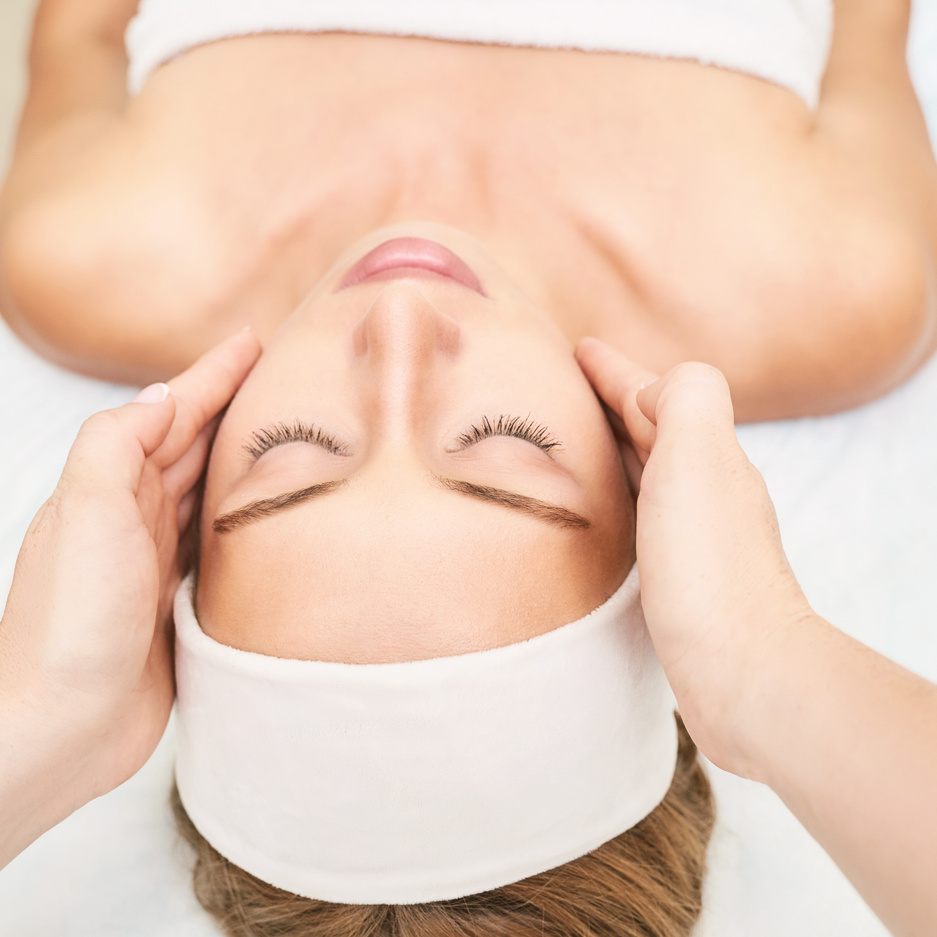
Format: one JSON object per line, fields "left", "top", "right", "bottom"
{"left": 127, "top": 0, "right": 832, "bottom": 108}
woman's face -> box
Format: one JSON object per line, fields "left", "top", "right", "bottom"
{"left": 197, "top": 224, "right": 634, "bottom": 663}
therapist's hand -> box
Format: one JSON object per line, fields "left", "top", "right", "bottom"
{"left": 0, "top": 330, "right": 260, "bottom": 864}
{"left": 575, "top": 337, "right": 813, "bottom": 778}
{"left": 579, "top": 338, "right": 937, "bottom": 937}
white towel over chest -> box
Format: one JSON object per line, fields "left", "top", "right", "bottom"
{"left": 126, "top": 0, "right": 833, "bottom": 107}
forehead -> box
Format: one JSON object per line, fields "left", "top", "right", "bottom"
{"left": 196, "top": 479, "right": 631, "bottom": 664}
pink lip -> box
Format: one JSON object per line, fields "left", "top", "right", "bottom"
{"left": 340, "top": 237, "right": 484, "bottom": 294}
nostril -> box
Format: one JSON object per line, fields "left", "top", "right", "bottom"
{"left": 356, "top": 285, "right": 461, "bottom": 359}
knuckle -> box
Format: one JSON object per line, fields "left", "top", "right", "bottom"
{"left": 64, "top": 409, "right": 143, "bottom": 486}
{"left": 670, "top": 361, "right": 729, "bottom": 388}
{"left": 656, "top": 362, "right": 735, "bottom": 426}
{"left": 669, "top": 362, "right": 732, "bottom": 407}
{"left": 78, "top": 407, "right": 124, "bottom": 438}
{"left": 47, "top": 481, "right": 109, "bottom": 525}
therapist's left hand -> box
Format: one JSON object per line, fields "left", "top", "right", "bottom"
{"left": 0, "top": 330, "right": 260, "bottom": 861}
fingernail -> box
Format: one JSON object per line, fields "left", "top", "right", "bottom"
{"left": 638, "top": 378, "right": 659, "bottom": 391}
{"left": 133, "top": 382, "right": 171, "bottom": 404}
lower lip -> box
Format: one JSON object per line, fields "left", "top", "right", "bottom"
{"left": 340, "top": 238, "right": 484, "bottom": 294}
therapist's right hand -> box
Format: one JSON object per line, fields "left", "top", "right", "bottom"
{"left": 576, "top": 337, "right": 814, "bottom": 780}
{"left": 578, "top": 337, "right": 937, "bottom": 937}
{"left": 0, "top": 330, "right": 260, "bottom": 866}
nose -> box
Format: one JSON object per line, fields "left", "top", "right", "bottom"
{"left": 353, "top": 284, "right": 461, "bottom": 438}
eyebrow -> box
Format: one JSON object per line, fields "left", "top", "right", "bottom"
{"left": 435, "top": 478, "right": 590, "bottom": 529}
{"left": 212, "top": 479, "right": 347, "bottom": 533}
{"left": 212, "top": 476, "right": 590, "bottom": 533}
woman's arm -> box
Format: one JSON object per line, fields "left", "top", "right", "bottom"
{"left": 782, "top": 0, "right": 937, "bottom": 414}
{"left": 12, "top": 0, "right": 136, "bottom": 151}
{"left": 577, "top": 336, "right": 937, "bottom": 937}
{"left": 0, "top": 0, "right": 145, "bottom": 377}
{"left": 821, "top": 0, "right": 937, "bottom": 263}
{"left": 0, "top": 329, "right": 259, "bottom": 868}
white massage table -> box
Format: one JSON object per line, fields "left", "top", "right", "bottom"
{"left": 1, "top": 4, "right": 937, "bottom": 933}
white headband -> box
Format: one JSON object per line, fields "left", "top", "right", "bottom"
{"left": 173, "top": 567, "right": 677, "bottom": 905}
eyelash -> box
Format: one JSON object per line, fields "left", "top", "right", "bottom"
{"left": 457, "top": 415, "right": 561, "bottom": 453}
{"left": 244, "top": 420, "right": 348, "bottom": 460}
{"left": 244, "top": 415, "right": 560, "bottom": 459}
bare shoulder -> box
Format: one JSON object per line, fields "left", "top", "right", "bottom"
{"left": 727, "top": 171, "right": 935, "bottom": 420}
{"left": 0, "top": 0, "right": 235, "bottom": 382}
{"left": 665, "top": 0, "right": 937, "bottom": 419}
{"left": 0, "top": 124, "right": 229, "bottom": 382}
{"left": 579, "top": 98, "right": 937, "bottom": 419}
{"left": 779, "top": 0, "right": 937, "bottom": 416}
{"left": 686, "top": 137, "right": 936, "bottom": 421}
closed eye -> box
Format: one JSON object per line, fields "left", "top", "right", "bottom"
{"left": 243, "top": 420, "right": 349, "bottom": 461}
{"left": 455, "top": 415, "right": 561, "bottom": 454}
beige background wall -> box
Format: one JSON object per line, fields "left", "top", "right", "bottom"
{"left": 0, "top": 0, "right": 38, "bottom": 176}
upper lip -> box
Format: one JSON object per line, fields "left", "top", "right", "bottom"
{"left": 340, "top": 237, "right": 484, "bottom": 295}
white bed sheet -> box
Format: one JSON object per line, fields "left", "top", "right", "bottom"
{"left": 2, "top": 5, "right": 937, "bottom": 933}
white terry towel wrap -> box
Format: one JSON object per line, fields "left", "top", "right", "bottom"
{"left": 173, "top": 565, "right": 679, "bottom": 905}
{"left": 127, "top": 0, "right": 833, "bottom": 108}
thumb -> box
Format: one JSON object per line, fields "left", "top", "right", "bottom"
{"left": 634, "top": 361, "right": 756, "bottom": 530}
{"left": 636, "top": 362, "right": 738, "bottom": 452}
{"left": 61, "top": 386, "right": 177, "bottom": 496}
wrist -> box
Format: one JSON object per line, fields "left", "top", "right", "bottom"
{"left": 0, "top": 667, "right": 104, "bottom": 867}
{"left": 671, "top": 603, "right": 823, "bottom": 782}
{"left": 721, "top": 610, "right": 839, "bottom": 786}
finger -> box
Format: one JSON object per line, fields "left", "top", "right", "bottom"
{"left": 176, "top": 487, "right": 206, "bottom": 578}
{"left": 154, "top": 329, "right": 262, "bottom": 468}
{"left": 620, "top": 443, "right": 645, "bottom": 498}
{"left": 60, "top": 391, "right": 178, "bottom": 495}
{"left": 634, "top": 363, "right": 746, "bottom": 510}
{"left": 575, "top": 336, "right": 660, "bottom": 453}
{"left": 575, "top": 337, "right": 659, "bottom": 410}
{"left": 176, "top": 488, "right": 200, "bottom": 539}
{"left": 161, "top": 416, "right": 218, "bottom": 502}
{"left": 597, "top": 398, "right": 650, "bottom": 490}
{"left": 599, "top": 400, "right": 628, "bottom": 445}
{"left": 636, "top": 362, "right": 736, "bottom": 436}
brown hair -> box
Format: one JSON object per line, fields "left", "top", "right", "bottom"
{"left": 172, "top": 716, "right": 713, "bottom": 937}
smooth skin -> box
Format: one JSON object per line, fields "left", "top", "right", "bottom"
{"left": 1, "top": 0, "right": 937, "bottom": 419}
{"left": 577, "top": 337, "right": 937, "bottom": 937}
{"left": 0, "top": 329, "right": 260, "bottom": 869}
{"left": 0, "top": 0, "right": 935, "bottom": 930}
{"left": 2, "top": 334, "right": 935, "bottom": 937}
{"left": 194, "top": 234, "right": 637, "bottom": 665}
